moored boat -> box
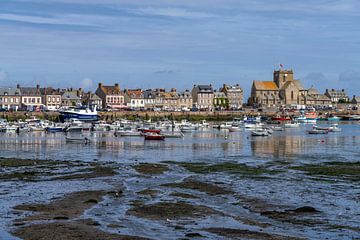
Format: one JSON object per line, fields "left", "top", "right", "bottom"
{"left": 143, "top": 132, "right": 165, "bottom": 140}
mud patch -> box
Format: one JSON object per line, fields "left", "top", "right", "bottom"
{"left": 204, "top": 228, "right": 304, "bottom": 240}
{"left": 291, "top": 161, "right": 360, "bottom": 182}
{"left": 127, "top": 201, "right": 220, "bottom": 220}
{"left": 170, "top": 192, "right": 199, "bottom": 199}
{"left": 163, "top": 179, "right": 233, "bottom": 195}
{"left": 14, "top": 190, "right": 108, "bottom": 221}
{"left": 163, "top": 161, "right": 278, "bottom": 176}
{"left": 134, "top": 163, "right": 169, "bottom": 175}
{"left": 137, "top": 189, "right": 161, "bottom": 197}
{"left": 13, "top": 221, "right": 149, "bottom": 240}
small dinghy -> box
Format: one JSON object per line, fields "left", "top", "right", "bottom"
{"left": 251, "top": 129, "right": 269, "bottom": 137}
{"left": 307, "top": 129, "right": 328, "bottom": 134}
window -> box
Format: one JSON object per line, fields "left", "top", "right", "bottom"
{"left": 291, "top": 91, "right": 294, "bottom": 100}
{"left": 37, "top": 98, "right": 40, "bottom": 103}
{"left": 48, "top": 97, "right": 51, "bottom": 102}
{"left": 24, "top": 98, "right": 27, "bottom": 103}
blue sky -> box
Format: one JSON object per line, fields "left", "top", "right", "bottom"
{"left": 0, "top": 0, "right": 359, "bottom": 98}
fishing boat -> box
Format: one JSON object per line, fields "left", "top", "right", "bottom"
{"left": 59, "top": 106, "right": 99, "bottom": 122}
{"left": 271, "top": 114, "right": 291, "bottom": 121}
{"left": 140, "top": 129, "right": 161, "bottom": 134}
{"left": 143, "top": 132, "right": 165, "bottom": 140}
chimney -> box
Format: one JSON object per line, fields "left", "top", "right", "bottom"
{"left": 36, "top": 84, "right": 40, "bottom": 89}
{"left": 171, "top": 88, "right": 177, "bottom": 93}
{"left": 98, "top": 83, "right": 102, "bottom": 88}
{"left": 79, "top": 88, "right": 82, "bottom": 92}
{"left": 342, "top": 89, "right": 344, "bottom": 92}
{"left": 115, "top": 83, "right": 119, "bottom": 88}
{"left": 17, "top": 84, "right": 20, "bottom": 88}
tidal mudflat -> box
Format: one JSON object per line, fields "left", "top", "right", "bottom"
{"left": 0, "top": 124, "right": 359, "bottom": 239}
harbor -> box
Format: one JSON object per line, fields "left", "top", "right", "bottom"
{"left": 0, "top": 113, "right": 359, "bottom": 239}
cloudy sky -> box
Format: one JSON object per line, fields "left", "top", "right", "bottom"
{"left": 0, "top": 0, "right": 359, "bottom": 98}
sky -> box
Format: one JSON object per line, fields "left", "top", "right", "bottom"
{"left": 0, "top": 0, "right": 359, "bottom": 99}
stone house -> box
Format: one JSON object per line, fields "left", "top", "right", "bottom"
{"left": 191, "top": 85, "right": 214, "bottom": 110}
{"left": 18, "top": 84, "right": 43, "bottom": 110}
{"left": 124, "top": 89, "right": 145, "bottom": 109}
{"left": 325, "top": 89, "right": 349, "bottom": 103}
{"left": 95, "top": 83, "right": 125, "bottom": 109}
{"left": 220, "top": 84, "right": 243, "bottom": 109}
{"left": 0, "top": 87, "right": 21, "bottom": 111}
{"left": 40, "top": 87, "right": 62, "bottom": 111}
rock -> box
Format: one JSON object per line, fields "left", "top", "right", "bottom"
{"left": 293, "top": 206, "right": 319, "bottom": 213}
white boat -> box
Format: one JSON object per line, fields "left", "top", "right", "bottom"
{"left": 329, "top": 124, "right": 341, "bottom": 132}
{"left": 244, "top": 122, "right": 263, "bottom": 129}
{"left": 284, "top": 122, "right": 300, "bottom": 128}
{"left": 271, "top": 126, "right": 284, "bottom": 131}
{"left": 228, "top": 126, "right": 242, "bottom": 132}
{"left": 114, "top": 130, "right": 141, "bottom": 137}
{"left": 251, "top": 129, "right": 269, "bottom": 136}
{"left": 161, "top": 131, "right": 184, "bottom": 138}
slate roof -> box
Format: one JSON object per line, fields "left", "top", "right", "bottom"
{"left": 0, "top": 87, "right": 21, "bottom": 95}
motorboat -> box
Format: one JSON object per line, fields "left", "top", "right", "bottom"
{"left": 251, "top": 129, "right": 269, "bottom": 136}
{"left": 307, "top": 129, "right": 328, "bottom": 134}
{"left": 329, "top": 124, "right": 341, "bottom": 132}
{"left": 114, "top": 128, "right": 141, "bottom": 137}
{"left": 143, "top": 132, "right": 165, "bottom": 140}
{"left": 284, "top": 122, "right": 300, "bottom": 128}
{"left": 161, "top": 131, "right": 184, "bottom": 138}
{"left": 271, "top": 126, "right": 284, "bottom": 131}
{"left": 228, "top": 126, "right": 242, "bottom": 132}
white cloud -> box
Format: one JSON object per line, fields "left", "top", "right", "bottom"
{"left": 128, "top": 7, "right": 215, "bottom": 19}
{"left": 0, "top": 13, "right": 112, "bottom": 27}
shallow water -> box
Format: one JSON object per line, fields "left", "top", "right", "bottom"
{"left": 0, "top": 122, "right": 359, "bottom": 239}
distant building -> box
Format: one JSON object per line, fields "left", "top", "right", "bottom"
{"left": 213, "top": 91, "right": 229, "bottom": 110}
{"left": 160, "top": 88, "right": 179, "bottom": 110}
{"left": 351, "top": 95, "right": 360, "bottom": 105}
{"left": 124, "top": 89, "right": 144, "bottom": 109}
{"left": 301, "top": 86, "right": 331, "bottom": 106}
{"left": 40, "top": 87, "right": 61, "bottom": 111}
{"left": 0, "top": 87, "right": 21, "bottom": 111}
{"left": 82, "top": 92, "right": 102, "bottom": 108}
{"left": 143, "top": 89, "right": 157, "bottom": 110}
{"left": 325, "top": 89, "right": 349, "bottom": 103}
{"left": 177, "top": 90, "right": 193, "bottom": 110}
{"left": 220, "top": 84, "right": 243, "bottom": 109}
{"left": 61, "top": 88, "right": 82, "bottom": 107}
{"left": 18, "top": 84, "right": 42, "bottom": 110}
{"left": 191, "top": 84, "right": 214, "bottom": 110}
{"left": 249, "top": 69, "right": 308, "bottom": 107}
{"left": 95, "top": 83, "right": 125, "bottom": 109}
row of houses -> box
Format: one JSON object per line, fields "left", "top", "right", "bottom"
{"left": 0, "top": 83, "right": 244, "bottom": 111}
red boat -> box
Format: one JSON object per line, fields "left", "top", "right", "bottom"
{"left": 140, "top": 129, "right": 161, "bottom": 134}
{"left": 144, "top": 132, "right": 165, "bottom": 140}
{"left": 271, "top": 113, "right": 291, "bottom": 121}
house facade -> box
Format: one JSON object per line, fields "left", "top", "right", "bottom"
{"left": 220, "top": 84, "right": 243, "bottom": 109}
{"left": 177, "top": 90, "right": 193, "bottom": 110}
{"left": 325, "top": 89, "right": 349, "bottom": 103}
{"left": 213, "top": 91, "right": 229, "bottom": 110}
{"left": 40, "top": 87, "right": 61, "bottom": 111}
{"left": 18, "top": 84, "right": 42, "bottom": 110}
{"left": 0, "top": 87, "right": 21, "bottom": 111}
{"left": 95, "top": 83, "right": 125, "bottom": 109}
{"left": 124, "top": 89, "right": 145, "bottom": 109}
{"left": 61, "top": 89, "right": 82, "bottom": 107}
{"left": 191, "top": 85, "right": 214, "bottom": 110}
{"left": 82, "top": 92, "right": 102, "bottom": 108}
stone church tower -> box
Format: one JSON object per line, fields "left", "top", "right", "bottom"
{"left": 273, "top": 69, "right": 294, "bottom": 88}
